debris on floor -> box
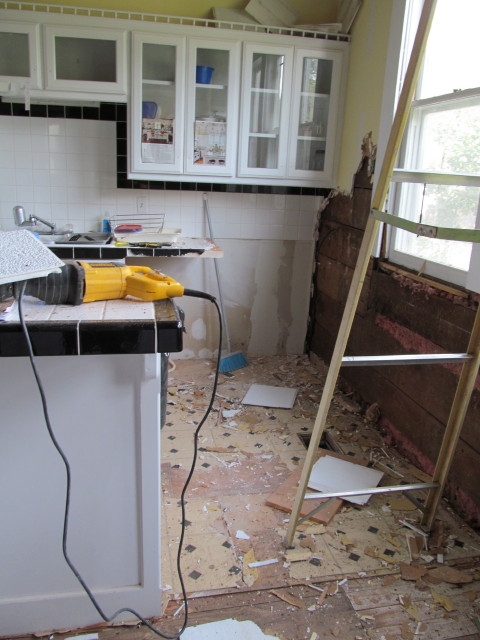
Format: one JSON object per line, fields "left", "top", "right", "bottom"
{"left": 307, "top": 451, "right": 384, "bottom": 505}
{"left": 182, "top": 618, "right": 280, "bottom": 639}
{"left": 242, "top": 383, "right": 298, "bottom": 408}
{"left": 159, "top": 355, "right": 480, "bottom": 640}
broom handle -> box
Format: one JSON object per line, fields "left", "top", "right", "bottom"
{"left": 203, "top": 194, "right": 232, "bottom": 353}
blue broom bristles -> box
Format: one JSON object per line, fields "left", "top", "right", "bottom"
{"left": 219, "top": 350, "right": 249, "bottom": 373}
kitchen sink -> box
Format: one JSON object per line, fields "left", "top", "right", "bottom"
{"left": 54, "top": 232, "right": 113, "bottom": 245}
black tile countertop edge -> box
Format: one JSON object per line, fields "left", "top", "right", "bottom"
{"left": 0, "top": 300, "right": 184, "bottom": 357}
{"left": 47, "top": 245, "right": 208, "bottom": 259}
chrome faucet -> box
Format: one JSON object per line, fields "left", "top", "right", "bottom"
{"left": 13, "top": 205, "right": 56, "bottom": 233}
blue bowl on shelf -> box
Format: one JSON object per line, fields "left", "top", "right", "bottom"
{"left": 142, "top": 101, "right": 158, "bottom": 118}
{"left": 196, "top": 65, "right": 214, "bottom": 84}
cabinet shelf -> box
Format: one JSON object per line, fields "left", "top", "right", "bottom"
{"left": 250, "top": 87, "right": 280, "bottom": 95}
{"left": 196, "top": 83, "right": 226, "bottom": 90}
{"left": 249, "top": 132, "right": 278, "bottom": 139}
{"left": 143, "top": 79, "right": 174, "bottom": 86}
{"left": 297, "top": 135, "right": 327, "bottom": 141}
{"left": 300, "top": 91, "right": 330, "bottom": 98}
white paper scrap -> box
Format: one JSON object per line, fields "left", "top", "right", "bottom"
{"left": 182, "top": 618, "right": 280, "bottom": 639}
{"left": 236, "top": 529, "right": 250, "bottom": 540}
{"left": 308, "top": 455, "right": 383, "bottom": 505}
{"left": 242, "top": 384, "right": 297, "bottom": 408}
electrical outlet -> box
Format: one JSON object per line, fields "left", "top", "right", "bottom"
{"left": 137, "top": 197, "right": 146, "bottom": 213}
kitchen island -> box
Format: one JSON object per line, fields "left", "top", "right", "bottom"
{"left": 0, "top": 297, "right": 183, "bottom": 636}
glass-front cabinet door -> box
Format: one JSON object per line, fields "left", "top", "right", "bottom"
{"left": 131, "top": 33, "right": 186, "bottom": 174}
{"left": 238, "top": 43, "right": 293, "bottom": 179}
{"left": 288, "top": 49, "right": 344, "bottom": 182}
{"left": 185, "top": 39, "right": 240, "bottom": 176}
{"left": 0, "top": 23, "right": 41, "bottom": 90}
{"left": 44, "top": 25, "right": 127, "bottom": 95}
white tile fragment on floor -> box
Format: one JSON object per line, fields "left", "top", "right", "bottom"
{"left": 242, "top": 384, "right": 297, "bottom": 408}
{"left": 308, "top": 454, "right": 383, "bottom": 505}
{"left": 182, "top": 618, "right": 279, "bottom": 639}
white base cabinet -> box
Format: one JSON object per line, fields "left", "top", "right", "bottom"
{"left": 0, "top": 354, "right": 164, "bottom": 636}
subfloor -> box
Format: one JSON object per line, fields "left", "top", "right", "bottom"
{"left": 22, "top": 356, "right": 480, "bottom": 640}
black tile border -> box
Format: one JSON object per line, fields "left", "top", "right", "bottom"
{"left": 0, "top": 301, "right": 183, "bottom": 356}
{"left": 0, "top": 100, "right": 330, "bottom": 197}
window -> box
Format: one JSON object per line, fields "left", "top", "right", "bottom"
{"left": 385, "top": 0, "right": 480, "bottom": 291}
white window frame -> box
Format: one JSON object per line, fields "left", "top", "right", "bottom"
{"left": 377, "top": 0, "right": 480, "bottom": 293}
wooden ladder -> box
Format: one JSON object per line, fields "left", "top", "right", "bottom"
{"left": 285, "top": 0, "right": 480, "bottom": 547}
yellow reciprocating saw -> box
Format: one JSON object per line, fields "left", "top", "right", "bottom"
{"left": 15, "top": 260, "right": 185, "bottom": 305}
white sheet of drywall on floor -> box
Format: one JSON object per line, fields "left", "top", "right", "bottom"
{"left": 182, "top": 618, "right": 279, "bottom": 639}
{"left": 242, "top": 384, "right": 298, "bottom": 408}
{"left": 308, "top": 455, "right": 384, "bottom": 505}
{"left": 134, "top": 238, "right": 315, "bottom": 358}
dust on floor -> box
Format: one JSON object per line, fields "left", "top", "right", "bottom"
{"left": 157, "top": 355, "right": 480, "bottom": 639}
{"left": 19, "top": 355, "right": 480, "bottom": 640}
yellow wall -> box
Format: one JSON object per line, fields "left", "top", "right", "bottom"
{"left": 336, "top": 0, "right": 393, "bottom": 191}
{"left": 30, "top": 0, "right": 341, "bottom": 22}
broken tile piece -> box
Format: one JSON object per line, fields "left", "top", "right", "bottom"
{"left": 431, "top": 589, "right": 457, "bottom": 612}
{"left": 428, "top": 565, "right": 473, "bottom": 584}
{"left": 243, "top": 548, "right": 259, "bottom": 586}
{"left": 399, "top": 562, "right": 427, "bottom": 581}
{"left": 242, "top": 384, "right": 298, "bottom": 409}
{"left": 270, "top": 588, "right": 306, "bottom": 608}
{"left": 182, "top": 619, "right": 279, "bottom": 639}
{"left": 284, "top": 549, "right": 313, "bottom": 563}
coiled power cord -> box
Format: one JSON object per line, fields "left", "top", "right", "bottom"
{"left": 15, "top": 283, "right": 223, "bottom": 639}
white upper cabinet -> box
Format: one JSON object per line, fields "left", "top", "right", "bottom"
{"left": 184, "top": 38, "right": 240, "bottom": 177}
{"left": 287, "top": 48, "right": 345, "bottom": 184}
{"left": 130, "top": 34, "right": 240, "bottom": 178}
{"left": 0, "top": 8, "right": 348, "bottom": 187}
{"left": 238, "top": 43, "right": 294, "bottom": 179}
{"left": 130, "top": 33, "right": 186, "bottom": 174}
{"left": 128, "top": 28, "right": 348, "bottom": 187}
{"left": 0, "top": 10, "right": 128, "bottom": 102}
{"left": 44, "top": 25, "right": 127, "bottom": 96}
{"left": 0, "top": 22, "right": 42, "bottom": 91}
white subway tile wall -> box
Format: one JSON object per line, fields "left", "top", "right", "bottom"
{"left": 0, "top": 117, "right": 321, "bottom": 240}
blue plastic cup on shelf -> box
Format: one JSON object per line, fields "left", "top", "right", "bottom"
{"left": 196, "top": 65, "right": 214, "bottom": 84}
{"left": 142, "top": 101, "right": 158, "bottom": 118}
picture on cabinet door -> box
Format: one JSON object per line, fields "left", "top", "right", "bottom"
{"left": 141, "top": 118, "right": 174, "bottom": 164}
{"left": 194, "top": 120, "right": 226, "bottom": 165}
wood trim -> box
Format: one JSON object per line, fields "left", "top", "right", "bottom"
{"left": 378, "top": 260, "right": 470, "bottom": 298}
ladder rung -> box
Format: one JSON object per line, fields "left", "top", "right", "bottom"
{"left": 342, "top": 353, "right": 472, "bottom": 366}
{"left": 304, "top": 482, "right": 439, "bottom": 500}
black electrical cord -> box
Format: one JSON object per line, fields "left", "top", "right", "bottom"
{"left": 15, "top": 283, "right": 222, "bottom": 639}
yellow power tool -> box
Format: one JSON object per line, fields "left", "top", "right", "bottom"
{"left": 14, "top": 260, "right": 185, "bottom": 305}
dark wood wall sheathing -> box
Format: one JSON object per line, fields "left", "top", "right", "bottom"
{"left": 309, "top": 157, "right": 480, "bottom": 528}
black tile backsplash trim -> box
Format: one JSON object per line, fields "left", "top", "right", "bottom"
{"left": 0, "top": 101, "right": 330, "bottom": 197}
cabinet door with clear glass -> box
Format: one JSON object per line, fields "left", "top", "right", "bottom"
{"left": 44, "top": 25, "right": 127, "bottom": 95}
{"left": 185, "top": 39, "right": 240, "bottom": 176}
{"left": 238, "top": 43, "right": 293, "bottom": 178}
{"left": 0, "top": 23, "right": 41, "bottom": 90}
{"left": 288, "top": 48, "right": 344, "bottom": 182}
{"left": 130, "top": 33, "right": 186, "bottom": 174}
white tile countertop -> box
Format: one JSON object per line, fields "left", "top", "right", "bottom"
{"left": 2, "top": 296, "right": 156, "bottom": 322}
{"left": 0, "top": 296, "right": 183, "bottom": 357}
